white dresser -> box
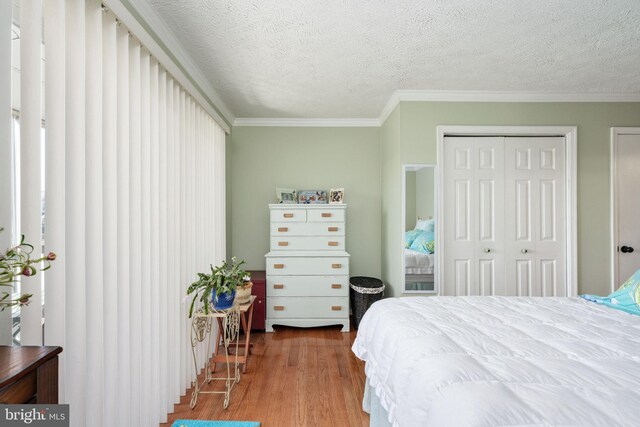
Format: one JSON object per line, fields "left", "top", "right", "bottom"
{"left": 265, "top": 204, "right": 350, "bottom": 332}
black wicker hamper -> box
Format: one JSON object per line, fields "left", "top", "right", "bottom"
{"left": 350, "top": 276, "right": 385, "bottom": 328}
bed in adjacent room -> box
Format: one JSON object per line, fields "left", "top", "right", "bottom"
{"left": 352, "top": 294, "right": 640, "bottom": 426}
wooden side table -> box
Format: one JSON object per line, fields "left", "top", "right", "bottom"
{"left": 212, "top": 295, "right": 256, "bottom": 373}
{"left": 0, "top": 346, "right": 62, "bottom": 404}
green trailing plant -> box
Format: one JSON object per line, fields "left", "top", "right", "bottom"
{"left": 0, "top": 228, "right": 56, "bottom": 311}
{"left": 187, "top": 257, "right": 248, "bottom": 317}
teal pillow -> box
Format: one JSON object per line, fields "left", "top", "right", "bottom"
{"left": 415, "top": 219, "right": 434, "bottom": 232}
{"left": 581, "top": 268, "right": 640, "bottom": 316}
{"left": 404, "top": 230, "right": 422, "bottom": 248}
{"left": 409, "top": 231, "right": 434, "bottom": 254}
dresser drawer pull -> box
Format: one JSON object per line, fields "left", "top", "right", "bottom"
{"left": 274, "top": 306, "right": 285, "bottom": 311}
{"left": 283, "top": 213, "right": 294, "bottom": 218}
{"left": 328, "top": 227, "right": 339, "bottom": 232}
{"left": 321, "top": 212, "right": 332, "bottom": 218}
{"left": 328, "top": 241, "right": 339, "bottom": 247}
{"left": 331, "top": 306, "right": 342, "bottom": 311}
{"left": 273, "top": 264, "right": 285, "bottom": 269}
{"left": 277, "top": 227, "right": 288, "bottom": 232}
{"left": 331, "top": 263, "right": 342, "bottom": 269}
{"left": 273, "top": 284, "right": 284, "bottom": 289}
{"left": 331, "top": 284, "right": 342, "bottom": 289}
{"left": 278, "top": 241, "right": 289, "bottom": 247}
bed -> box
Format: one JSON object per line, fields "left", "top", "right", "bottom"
{"left": 352, "top": 296, "right": 640, "bottom": 427}
{"left": 403, "top": 248, "right": 434, "bottom": 291}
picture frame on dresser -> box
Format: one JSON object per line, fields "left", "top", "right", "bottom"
{"left": 276, "top": 187, "right": 297, "bottom": 204}
{"left": 266, "top": 204, "right": 350, "bottom": 332}
{"left": 297, "top": 190, "right": 328, "bottom": 204}
{"left": 329, "top": 188, "right": 344, "bottom": 204}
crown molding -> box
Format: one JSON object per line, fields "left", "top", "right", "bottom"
{"left": 233, "top": 118, "right": 382, "bottom": 127}
{"left": 115, "top": 0, "right": 235, "bottom": 131}
{"left": 379, "top": 90, "right": 640, "bottom": 124}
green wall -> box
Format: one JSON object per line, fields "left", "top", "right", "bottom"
{"left": 381, "top": 101, "right": 640, "bottom": 297}
{"left": 405, "top": 171, "right": 416, "bottom": 230}
{"left": 228, "top": 126, "right": 381, "bottom": 277}
{"left": 381, "top": 108, "right": 402, "bottom": 296}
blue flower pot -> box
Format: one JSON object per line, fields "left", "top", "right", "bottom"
{"left": 212, "top": 289, "right": 236, "bottom": 310}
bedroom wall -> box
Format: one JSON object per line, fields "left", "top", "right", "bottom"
{"left": 228, "top": 126, "right": 382, "bottom": 277}
{"left": 415, "top": 167, "right": 435, "bottom": 221}
{"left": 381, "top": 101, "right": 640, "bottom": 297}
{"left": 405, "top": 171, "right": 417, "bottom": 230}
{"left": 381, "top": 108, "right": 402, "bottom": 296}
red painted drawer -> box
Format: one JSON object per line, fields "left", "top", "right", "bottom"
{"left": 252, "top": 297, "right": 265, "bottom": 331}
{"left": 248, "top": 271, "right": 266, "bottom": 330}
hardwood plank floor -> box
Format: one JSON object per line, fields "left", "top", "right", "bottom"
{"left": 161, "top": 325, "right": 369, "bottom": 427}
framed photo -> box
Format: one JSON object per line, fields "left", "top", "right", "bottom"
{"left": 276, "top": 188, "right": 297, "bottom": 204}
{"left": 329, "top": 188, "right": 344, "bottom": 204}
{"left": 298, "top": 190, "right": 328, "bottom": 204}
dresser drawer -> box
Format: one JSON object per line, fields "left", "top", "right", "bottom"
{"left": 271, "top": 222, "right": 345, "bottom": 236}
{"left": 270, "top": 236, "right": 345, "bottom": 251}
{"left": 308, "top": 209, "right": 345, "bottom": 222}
{"left": 267, "top": 257, "right": 349, "bottom": 276}
{"left": 267, "top": 276, "right": 349, "bottom": 297}
{"left": 270, "top": 209, "right": 307, "bottom": 222}
{"left": 268, "top": 297, "right": 349, "bottom": 318}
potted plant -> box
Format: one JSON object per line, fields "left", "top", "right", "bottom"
{"left": 235, "top": 273, "right": 253, "bottom": 305}
{"left": 187, "top": 257, "right": 248, "bottom": 317}
{"left": 0, "top": 228, "right": 56, "bottom": 310}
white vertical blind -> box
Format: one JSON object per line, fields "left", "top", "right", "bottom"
{"left": 19, "top": 0, "right": 43, "bottom": 346}
{"left": 4, "top": 2, "right": 228, "bottom": 426}
{"left": 85, "top": 1, "right": 104, "bottom": 423}
{"left": 115, "top": 21, "right": 132, "bottom": 427}
{"left": 0, "top": 0, "right": 14, "bottom": 345}
{"left": 101, "top": 11, "right": 118, "bottom": 427}
{"left": 44, "top": 0, "right": 66, "bottom": 398}
{"left": 128, "top": 38, "right": 142, "bottom": 427}
{"left": 65, "top": 0, "right": 87, "bottom": 424}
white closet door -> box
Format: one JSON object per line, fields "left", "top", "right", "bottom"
{"left": 505, "top": 137, "right": 566, "bottom": 296}
{"left": 443, "top": 137, "right": 505, "bottom": 296}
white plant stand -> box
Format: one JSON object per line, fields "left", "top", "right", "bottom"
{"left": 189, "top": 304, "right": 241, "bottom": 409}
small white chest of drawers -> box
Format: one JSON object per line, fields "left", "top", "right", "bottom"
{"left": 265, "top": 204, "right": 350, "bottom": 332}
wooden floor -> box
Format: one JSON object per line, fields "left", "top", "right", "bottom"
{"left": 161, "top": 325, "right": 369, "bottom": 427}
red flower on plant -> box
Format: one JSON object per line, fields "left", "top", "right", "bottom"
{"left": 47, "top": 252, "right": 57, "bottom": 261}
{"left": 22, "top": 267, "right": 32, "bottom": 276}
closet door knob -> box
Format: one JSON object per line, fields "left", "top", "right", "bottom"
{"left": 484, "top": 248, "right": 491, "bottom": 253}
{"left": 521, "top": 249, "right": 528, "bottom": 254}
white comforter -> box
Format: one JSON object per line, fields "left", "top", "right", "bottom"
{"left": 352, "top": 296, "right": 640, "bottom": 427}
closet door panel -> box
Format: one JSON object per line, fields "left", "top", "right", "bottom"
{"left": 505, "top": 137, "right": 566, "bottom": 296}
{"left": 443, "top": 137, "right": 505, "bottom": 296}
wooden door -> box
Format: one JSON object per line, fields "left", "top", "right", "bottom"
{"left": 443, "top": 137, "right": 505, "bottom": 296}
{"left": 504, "top": 137, "right": 566, "bottom": 296}
{"left": 442, "top": 135, "right": 567, "bottom": 297}
{"left": 613, "top": 132, "right": 640, "bottom": 288}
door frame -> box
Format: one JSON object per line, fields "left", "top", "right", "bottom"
{"left": 436, "top": 126, "right": 578, "bottom": 296}
{"left": 610, "top": 127, "right": 640, "bottom": 292}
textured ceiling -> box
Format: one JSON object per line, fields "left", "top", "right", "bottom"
{"left": 145, "top": 0, "right": 640, "bottom": 119}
